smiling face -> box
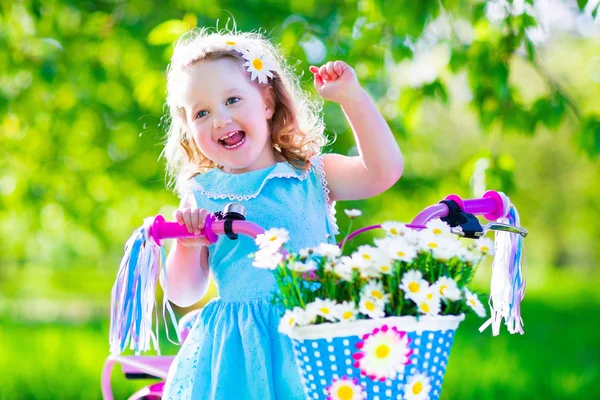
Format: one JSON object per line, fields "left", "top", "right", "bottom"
{"left": 180, "top": 57, "right": 276, "bottom": 174}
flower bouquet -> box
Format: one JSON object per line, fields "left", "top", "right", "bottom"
{"left": 252, "top": 212, "right": 501, "bottom": 400}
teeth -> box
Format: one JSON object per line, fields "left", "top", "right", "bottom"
{"left": 223, "top": 136, "right": 245, "bottom": 149}
{"left": 220, "top": 131, "right": 240, "bottom": 141}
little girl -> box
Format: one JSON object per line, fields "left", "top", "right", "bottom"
{"left": 161, "top": 29, "right": 403, "bottom": 399}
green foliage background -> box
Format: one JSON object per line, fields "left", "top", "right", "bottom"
{"left": 1, "top": 0, "right": 599, "bottom": 399}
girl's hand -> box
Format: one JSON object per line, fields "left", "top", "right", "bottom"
{"left": 173, "top": 207, "right": 211, "bottom": 248}
{"left": 309, "top": 61, "right": 362, "bottom": 104}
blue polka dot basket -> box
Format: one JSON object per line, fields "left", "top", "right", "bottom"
{"left": 287, "top": 315, "right": 464, "bottom": 400}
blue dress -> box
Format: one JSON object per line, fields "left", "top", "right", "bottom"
{"left": 163, "top": 156, "right": 338, "bottom": 399}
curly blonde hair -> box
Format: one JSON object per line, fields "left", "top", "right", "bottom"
{"left": 161, "top": 28, "right": 327, "bottom": 195}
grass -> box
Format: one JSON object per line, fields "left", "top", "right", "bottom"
{"left": 0, "top": 269, "right": 598, "bottom": 399}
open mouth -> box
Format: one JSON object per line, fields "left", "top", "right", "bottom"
{"left": 218, "top": 130, "right": 246, "bottom": 149}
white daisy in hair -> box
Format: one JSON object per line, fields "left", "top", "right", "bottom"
{"left": 310, "top": 298, "right": 338, "bottom": 322}
{"left": 434, "top": 276, "right": 462, "bottom": 301}
{"left": 370, "top": 252, "right": 394, "bottom": 275}
{"left": 326, "top": 376, "right": 365, "bottom": 400}
{"left": 288, "top": 259, "right": 317, "bottom": 273}
{"left": 425, "top": 219, "right": 452, "bottom": 236}
{"left": 381, "top": 221, "right": 409, "bottom": 237}
{"left": 314, "top": 242, "right": 342, "bottom": 259}
{"left": 334, "top": 301, "right": 359, "bottom": 322}
{"left": 255, "top": 228, "right": 289, "bottom": 249}
{"left": 239, "top": 46, "right": 277, "bottom": 84}
{"left": 386, "top": 237, "right": 418, "bottom": 263}
{"left": 252, "top": 247, "right": 282, "bottom": 270}
{"left": 399, "top": 270, "right": 430, "bottom": 302}
{"left": 403, "top": 372, "right": 432, "bottom": 400}
{"left": 361, "top": 280, "right": 391, "bottom": 304}
{"left": 475, "top": 237, "right": 495, "bottom": 255}
{"left": 359, "top": 295, "right": 386, "bottom": 319}
{"left": 464, "top": 288, "right": 487, "bottom": 317}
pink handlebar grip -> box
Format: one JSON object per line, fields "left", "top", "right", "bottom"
{"left": 462, "top": 190, "right": 508, "bottom": 220}
{"left": 148, "top": 214, "right": 219, "bottom": 246}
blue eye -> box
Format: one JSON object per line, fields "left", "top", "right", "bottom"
{"left": 226, "top": 97, "right": 240, "bottom": 105}
{"left": 195, "top": 110, "right": 208, "bottom": 119}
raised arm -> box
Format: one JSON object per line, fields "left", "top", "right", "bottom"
{"left": 310, "top": 62, "right": 403, "bottom": 201}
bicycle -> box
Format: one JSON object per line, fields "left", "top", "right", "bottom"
{"left": 101, "top": 189, "right": 526, "bottom": 399}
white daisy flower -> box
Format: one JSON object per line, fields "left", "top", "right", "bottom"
{"left": 415, "top": 288, "right": 442, "bottom": 316}
{"left": 399, "top": 270, "right": 430, "bottom": 302}
{"left": 386, "top": 238, "right": 418, "bottom": 263}
{"left": 288, "top": 259, "right": 317, "bottom": 273}
{"left": 334, "top": 301, "right": 359, "bottom": 322}
{"left": 465, "top": 288, "right": 487, "bottom": 317}
{"left": 417, "top": 231, "right": 453, "bottom": 253}
{"left": 455, "top": 246, "right": 482, "bottom": 264}
{"left": 354, "top": 325, "right": 413, "bottom": 380}
{"left": 278, "top": 307, "right": 306, "bottom": 334}
{"left": 475, "top": 237, "right": 495, "bottom": 255}
{"left": 361, "top": 281, "right": 390, "bottom": 304}
{"left": 314, "top": 242, "right": 342, "bottom": 259}
{"left": 255, "top": 228, "right": 289, "bottom": 249}
{"left": 355, "top": 245, "right": 378, "bottom": 264}
{"left": 298, "top": 247, "right": 312, "bottom": 259}
{"left": 359, "top": 296, "right": 386, "bottom": 319}
{"left": 403, "top": 372, "right": 432, "bottom": 400}
{"left": 425, "top": 219, "right": 452, "bottom": 236}
{"left": 381, "top": 221, "right": 409, "bottom": 237}
{"left": 239, "top": 47, "right": 277, "bottom": 84}
{"left": 431, "top": 243, "right": 460, "bottom": 262}
{"left": 344, "top": 209, "right": 362, "bottom": 218}
{"left": 370, "top": 252, "right": 394, "bottom": 275}
{"left": 433, "top": 276, "right": 462, "bottom": 301}
{"left": 326, "top": 377, "right": 365, "bottom": 400}
{"left": 252, "top": 247, "right": 282, "bottom": 270}
{"left": 333, "top": 260, "right": 354, "bottom": 281}
{"left": 310, "top": 298, "right": 338, "bottom": 322}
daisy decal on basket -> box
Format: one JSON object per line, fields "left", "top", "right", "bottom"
{"left": 334, "top": 301, "right": 359, "bottom": 322}
{"left": 359, "top": 295, "right": 386, "bottom": 319}
{"left": 239, "top": 47, "right": 277, "bottom": 84}
{"left": 403, "top": 372, "right": 432, "bottom": 400}
{"left": 399, "top": 270, "right": 429, "bottom": 302}
{"left": 352, "top": 325, "right": 413, "bottom": 381}
{"left": 326, "top": 376, "right": 365, "bottom": 400}
{"left": 465, "top": 288, "right": 487, "bottom": 317}
{"left": 434, "top": 276, "right": 462, "bottom": 301}
{"left": 255, "top": 228, "right": 289, "bottom": 249}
